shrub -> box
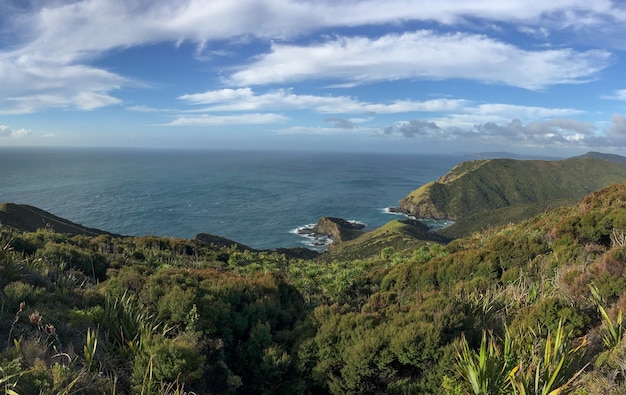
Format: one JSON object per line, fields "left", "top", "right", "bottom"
{"left": 131, "top": 334, "right": 204, "bottom": 393}
{"left": 3, "top": 282, "right": 34, "bottom": 305}
{"left": 35, "top": 242, "right": 107, "bottom": 280}
{"left": 511, "top": 297, "right": 589, "bottom": 338}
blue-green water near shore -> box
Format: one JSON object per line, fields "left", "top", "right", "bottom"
{"left": 0, "top": 148, "right": 464, "bottom": 250}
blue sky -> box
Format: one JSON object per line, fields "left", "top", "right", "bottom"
{"left": 1, "top": 0, "right": 626, "bottom": 155}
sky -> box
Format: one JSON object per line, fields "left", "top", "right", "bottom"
{"left": 1, "top": 0, "right": 626, "bottom": 155}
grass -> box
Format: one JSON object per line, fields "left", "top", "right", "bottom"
{"left": 319, "top": 219, "right": 450, "bottom": 262}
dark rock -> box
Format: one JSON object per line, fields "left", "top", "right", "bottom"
{"left": 194, "top": 233, "right": 257, "bottom": 252}
{"left": 273, "top": 247, "right": 320, "bottom": 259}
{"left": 312, "top": 217, "right": 366, "bottom": 243}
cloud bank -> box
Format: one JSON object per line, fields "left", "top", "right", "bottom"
{"left": 380, "top": 116, "right": 626, "bottom": 150}
{"left": 0, "top": 0, "right": 622, "bottom": 114}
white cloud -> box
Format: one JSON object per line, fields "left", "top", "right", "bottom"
{"left": 606, "top": 113, "right": 626, "bottom": 144}
{"left": 179, "top": 88, "right": 255, "bottom": 104}
{"left": 602, "top": 89, "right": 626, "bottom": 101}
{"left": 274, "top": 125, "right": 367, "bottom": 135}
{"left": 430, "top": 103, "right": 584, "bottom": 129}
{"left": 165, "top": 113, "right": 288, "bottom": 126}
{"left": 176, "top": 88, "right": 583, "bottom": 131}
{"left": 0, "top": 0, "right": 621, "bottom": 114}
{"left": 126, "top": 105, "right": 172, "bottom": 113}
{"left": 178, "top": 88, "right": 468, "bottom": 114}
{"left": 0, "top": 125, "right": 31, "bottom": 137}
{"left": 10, "top": 0, "right": 622, "bottom": 57}
{"left": 0, "top": 56, "right": 124, "bottom": 114}
{"left": 470, "top": 103, "right": 582, "bottom": 118}
{"left": 227, "top": 31, "right": 611, "bottom": 89}
{"left": 382, "top": 120, "right": 443, "bottom": 138}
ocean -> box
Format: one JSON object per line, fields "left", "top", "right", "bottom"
{"left": 0, "top": 147, "right": 464, "bottom": 250}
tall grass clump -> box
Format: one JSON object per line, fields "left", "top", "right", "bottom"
{"left": 456, "top": 329, "right": 514, "bottom": 394}
{"left": 455, "top": 321, "right": 588, "bottom": 395}
{"left": 508, "top": 322, "right": 588, "bottom": 395}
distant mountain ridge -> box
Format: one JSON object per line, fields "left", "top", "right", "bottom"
{"left": 575, "top": 151, "right": 626, "bottom": 164}
{"left": 395, "top": 152, "right": 626, "bottom": 236}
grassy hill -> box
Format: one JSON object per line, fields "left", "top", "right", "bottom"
{"left": 0, "top": 203, "right": 116, "bottom": 236}
{"left": 396, "top": 155, "right": 626, "bottom": 237}
{"left": 318, "top": 218, "right": 450, "bottom": 262}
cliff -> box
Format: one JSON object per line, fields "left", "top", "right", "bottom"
{"left": 396, "top": 156, "right": 626, "bottom": 225}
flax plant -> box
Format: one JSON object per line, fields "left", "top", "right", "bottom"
{"left": 589, "top": 284, "right": 623, "bottom": 350}
{"left": 456, "top": 329, "right": 514, "bottom": 394}
{"left": 0, "top": 367, "right": 22, "bottom": 395}
{"left": 102, "top": 292, "right": 161, "bottom": 358}
{"left": 508, "top": 322, "right": 588, "bottom": 395}
{"left": 84, "top": 327, "right": 98, "bottom": 372}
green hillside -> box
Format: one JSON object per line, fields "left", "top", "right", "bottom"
{"left": 3, "top": 182, "right": 626, "bottom": 393}
{"left": 397, "top": 156, "right": 626, "bottom": 236}
{"left": 319, "top": 218, "right": 450, "bottom": 262}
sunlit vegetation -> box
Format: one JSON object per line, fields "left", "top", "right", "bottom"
{"left": 399, "top": 157, "right": 626, "bottom": 238}
{"left": 3, "top": 182, "right": 626, "bottom": 393}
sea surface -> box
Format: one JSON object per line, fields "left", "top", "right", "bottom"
{"left": 0, "top": 147, "right": 465, "bottom": 250}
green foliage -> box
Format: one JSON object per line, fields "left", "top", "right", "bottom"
{"left": 35, "top": 241, "right": 107, "bottom": 280}
{"left": 0, "top": 364, "right": 25, "bottom": 395}
{"left": 510, "top": 297, "right": 589, "bottom": 338}
{"left": 99, "top": 291, "right": 160, "bottom": 359}
{"left": 131, "top": 333, "right": 204, "bottom": 393}
{"left": 400, "top": 157, "right": 626, "bottom": 237}
{"left": 0, "top": 242, "right": 23, "bottom": 286}
{"left": 508, "top": 322, "right": 588, "bottom": 395}
{"left": 454, "top": 322, "right": 588, "bottom": 395}
{"left": 455, "top": 330, "right": 514, "bottom": 394}
{"left": 589, "top": 285, "right": 624, "bottom": 351}
{"left": 83, "top": 327, "right": 98, "bottom": 372}
{"left": 3, "top": 282, "right": 34, "bottom": 305}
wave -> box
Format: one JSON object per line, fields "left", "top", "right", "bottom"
{"left": 381, "top": 207, "right": 415, "bottom": 218}
{"left": 381, "top": 207, "right": 454, "bottom": 229}
{"left": 290, "top": 224, "right": 333, "bottom": 251}
{"left": 346, "top": 219, "right": 367, "bottom": 229}
{"left": 290, "top": 218, "right": 368, "bottom": 251}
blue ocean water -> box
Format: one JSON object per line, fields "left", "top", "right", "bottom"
{"left": 0, "top": 148, "right": 463, "bottom": 250}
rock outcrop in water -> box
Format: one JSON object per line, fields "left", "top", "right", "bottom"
{"left": 311, "top": 217, "right": 366, "bottom": 243}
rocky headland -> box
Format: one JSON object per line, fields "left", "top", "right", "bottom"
{"left": 391, "top": 153, "right": 626, "bottom": 237}
{"left": 0, "top": 203, "right": 118, "bottom": 237}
